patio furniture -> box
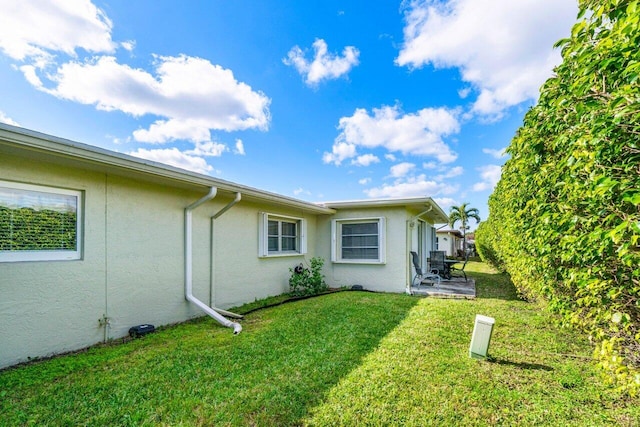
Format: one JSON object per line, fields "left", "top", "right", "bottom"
{"left": 429, "top": 251, "right": 450, "bottom": 279}
{"left": 443, "top": 259, "right": 458, "bottom": 279}
{"left": 449, "top": 255, "right": 469, "bottom": 282}
{"left": 411, "top": 251, "right": 440, "bottom": 287}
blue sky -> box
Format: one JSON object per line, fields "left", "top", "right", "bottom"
{"left": 0, "top": 0, "right": 579, "bottom": 224}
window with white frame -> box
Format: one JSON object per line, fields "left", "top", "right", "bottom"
{"left": 0, "top": 180, "right": 83, "bottom": 262}
{"left": 331, "top": 217, "right": 386, "bottom": 263}
{"left": 259, "top": 212, "right": 306, "bottom": 257}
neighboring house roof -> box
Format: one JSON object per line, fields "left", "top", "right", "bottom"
{"left": 0, "top": 123, "right": 334, "bottom": 215}
{"left": 318, "top": 197, "right": 449, "bottom": 224}
{"left": 436, "top": 229, "right": 464, "bottom": 238}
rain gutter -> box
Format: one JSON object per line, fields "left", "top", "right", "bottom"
{"left": 185, "top": 187, "right": 242, "bottom": 334}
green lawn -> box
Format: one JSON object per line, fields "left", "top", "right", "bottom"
{"left": 1, "top": 262, "right": 638, "bottom": 426}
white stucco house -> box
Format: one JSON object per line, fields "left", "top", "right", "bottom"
{"left": 436, "top": 228, "right": 464, "bottom": 257}
{"left": 0, "top": 123, "right": 448, "bottom": 368}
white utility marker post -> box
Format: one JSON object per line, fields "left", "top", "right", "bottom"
{"left": 469, "top": 314, "right": 495, "bottom": 359}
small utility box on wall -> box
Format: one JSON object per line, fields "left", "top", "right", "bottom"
{"left": 469, "top": 314, "right": 495, "bottom": 359}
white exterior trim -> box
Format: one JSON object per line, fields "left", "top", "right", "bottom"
{"left": 0, "top": 180, "right": 83, "bottom": 262}
{"left": 258, "top": 212, "right": 307, "bottom": 257}
{"left": 318, "top": 197, "right": 447, "bottom": 224}
{"left": 0, "top": 123, "right": 335, "bottom": 216}
{"left": 331, "top": 217, "right": 386, "bottom": 264}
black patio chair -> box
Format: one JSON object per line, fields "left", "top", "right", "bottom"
{"left": 450, "top": 254, "right": 468, "bottom": 282}
{"left": 410, "top": 251, "right": 440, "bottom": 287}
{"left": 429, "top": 251, "right": 449, "bottom": 279}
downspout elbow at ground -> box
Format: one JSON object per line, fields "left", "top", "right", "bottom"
{"left": 185, "top": 187, "right": 243, "bottom": 334}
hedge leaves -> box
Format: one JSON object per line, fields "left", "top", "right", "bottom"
{"left": 477, "top": 0, "right": 640, "bottom": 394}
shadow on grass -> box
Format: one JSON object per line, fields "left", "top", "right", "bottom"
{"left": 467, "top": 264, "right": 522, "bottom": 301}
{"left": 0, "top": 291, "right": 420, "bottom": 426}
{"left": 488, "top": 357, "right": 554, "bottom": 371}
{"left": 230, "top": 291, "right": 421, "bottom": 425}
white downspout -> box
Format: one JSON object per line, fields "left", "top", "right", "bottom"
{"left": 185, "top": 187, "right": 242, "bottom": 334}
{"left": 209, "top": 192, "right": 242, "bottom": 316}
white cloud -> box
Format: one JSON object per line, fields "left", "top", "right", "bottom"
{"left": 435, "top": 165, "right": 463, "bottom": 181}
{"left": 384, "top": 153, "right": 397, "bottom": 162}
{"left": 472, "top": 164, "right": 502, "bottom": 191}
{"left": 358, "top": 177, "right": 371, "bottom": 185}
{"left": 128, "top": 148, "right": 213, "bottom": 175}
{"left": 0, "top": 0, "right": 116, "bottom": 64}
{"left": 324, "top": 104, "right": 459, "bottom": 165}
{"left": 109, "top": 134, "right": 129, "bottom": 145}
{"left": 35, "top": 55, "right": 270, "bottom": 143}
{"left": 396, "top": 0, "right": 577, "bottom": 117}
{"left": 293, "top": 187, "right": 311, "bottom": 196}
{"left": 234, "top": 139, "right": 245, "bottom": 155}
{"left": 284, "top": 38, "right": 360, "bottom": 86}
{"left": 186, "top": 140, "right": 228, "bottom": 157}
{"left": 422, "top": 161, "right": 438, "bottom": 169}
{"left": 482, "top": 147, "right": 506, "bottom": 159}
{"left": 389, "top": 162, "right": 415, "bottom": 178}
{"left": 19, "top": 65, "right": 44, "bottom": 87}
{"left": 121, "top": 40, "right": 135, "bottom": 52}
{"left": 433, "top": 197, "right": 457, "bottom": 212}
{"left": 351, "top": 154, "right": 380, "bottom": 167}
{"left": 133, "top": 119, "right": 212, "bottom": 144}
{"left": 0, "top": 2, "right": 271, "bottom": 144}
{"left": 0, "top": 111, "right": 20, "bottom": 126}
{"left": 458, "top": 87, "right": 471, "bottom": 99}
{"left": 365, "top": 174, "right": 456, "bottom": 198}
{"left": 322, "top": 141, "right": 357, "bottom": 165}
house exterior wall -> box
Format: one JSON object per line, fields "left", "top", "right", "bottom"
{"left": 315, "top": 207, "right": 408, "bottom": 293}
{"left": 209, "top": 201, "right": 315, "bottom": 309}
{"left": 437, "top": 232, "right": 462, "bottom": 257}
{"left": 0, "top": 125, "right": 449, "bottom": 369}
{"left": 0, "top": 152, "right": 314, "bottom": 368}
{"left": 1, "top": 152, "right": 110, "bottom": 368}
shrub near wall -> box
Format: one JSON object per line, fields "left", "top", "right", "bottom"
{"left": 478, "top": 0, "right": 640, "bottom": 394}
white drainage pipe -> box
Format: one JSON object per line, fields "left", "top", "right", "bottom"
{"left": 209, "top": 192, "right": 242, "bottom": 311}
{"left": 185, "top": 187, "right": 242, "bottom": 334}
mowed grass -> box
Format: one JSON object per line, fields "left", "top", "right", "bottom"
{"left": 1, "top": 262, "right": 638, "bottom": 426}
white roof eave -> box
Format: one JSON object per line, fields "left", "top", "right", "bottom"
{"left": 0, "top": 123, "right": 335, "bottom": 215}
{"left": 318, "top": 196, "right": 449, "bottom": 223}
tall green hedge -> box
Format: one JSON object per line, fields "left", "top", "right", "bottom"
{"left": 477, "top": 0, "right": 640, "bottom": 394}
{"left": 0, "top": 206, "right": 77, "bottom": 251}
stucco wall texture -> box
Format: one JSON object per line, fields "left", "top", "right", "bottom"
{"left": 0, "top": 139, "right": 441, "bottom": 368}
{"left": 0, "top": 152, "right": 314, "bottom": 368}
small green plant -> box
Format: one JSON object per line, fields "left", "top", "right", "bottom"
{"left": 289, "top": 257, "right": 328, "bottom": 296}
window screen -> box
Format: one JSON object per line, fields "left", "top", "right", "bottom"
{"left": 0, "top": 181, "right": 82, "bottom": 261}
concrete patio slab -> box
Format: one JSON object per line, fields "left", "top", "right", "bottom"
{"left": 411, "top": 276, "right": 476, "bottom": 299}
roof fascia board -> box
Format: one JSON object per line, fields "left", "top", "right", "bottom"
{"left": 319, "top": 197, "right": 448, "bottom": 223}
{"left": 0, "top": 124, "right": 334, "bottom": 215}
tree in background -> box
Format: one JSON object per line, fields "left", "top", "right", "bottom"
{"left": 448, "top": 203, "right": 480, "bottom": 255}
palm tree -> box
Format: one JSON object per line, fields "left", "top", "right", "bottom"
{"left": 448, "top": 203, "right": 481, "bottom": 256}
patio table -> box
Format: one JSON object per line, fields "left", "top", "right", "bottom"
{"left": 443, "top": 259, "right": 459, "bottom": 279}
